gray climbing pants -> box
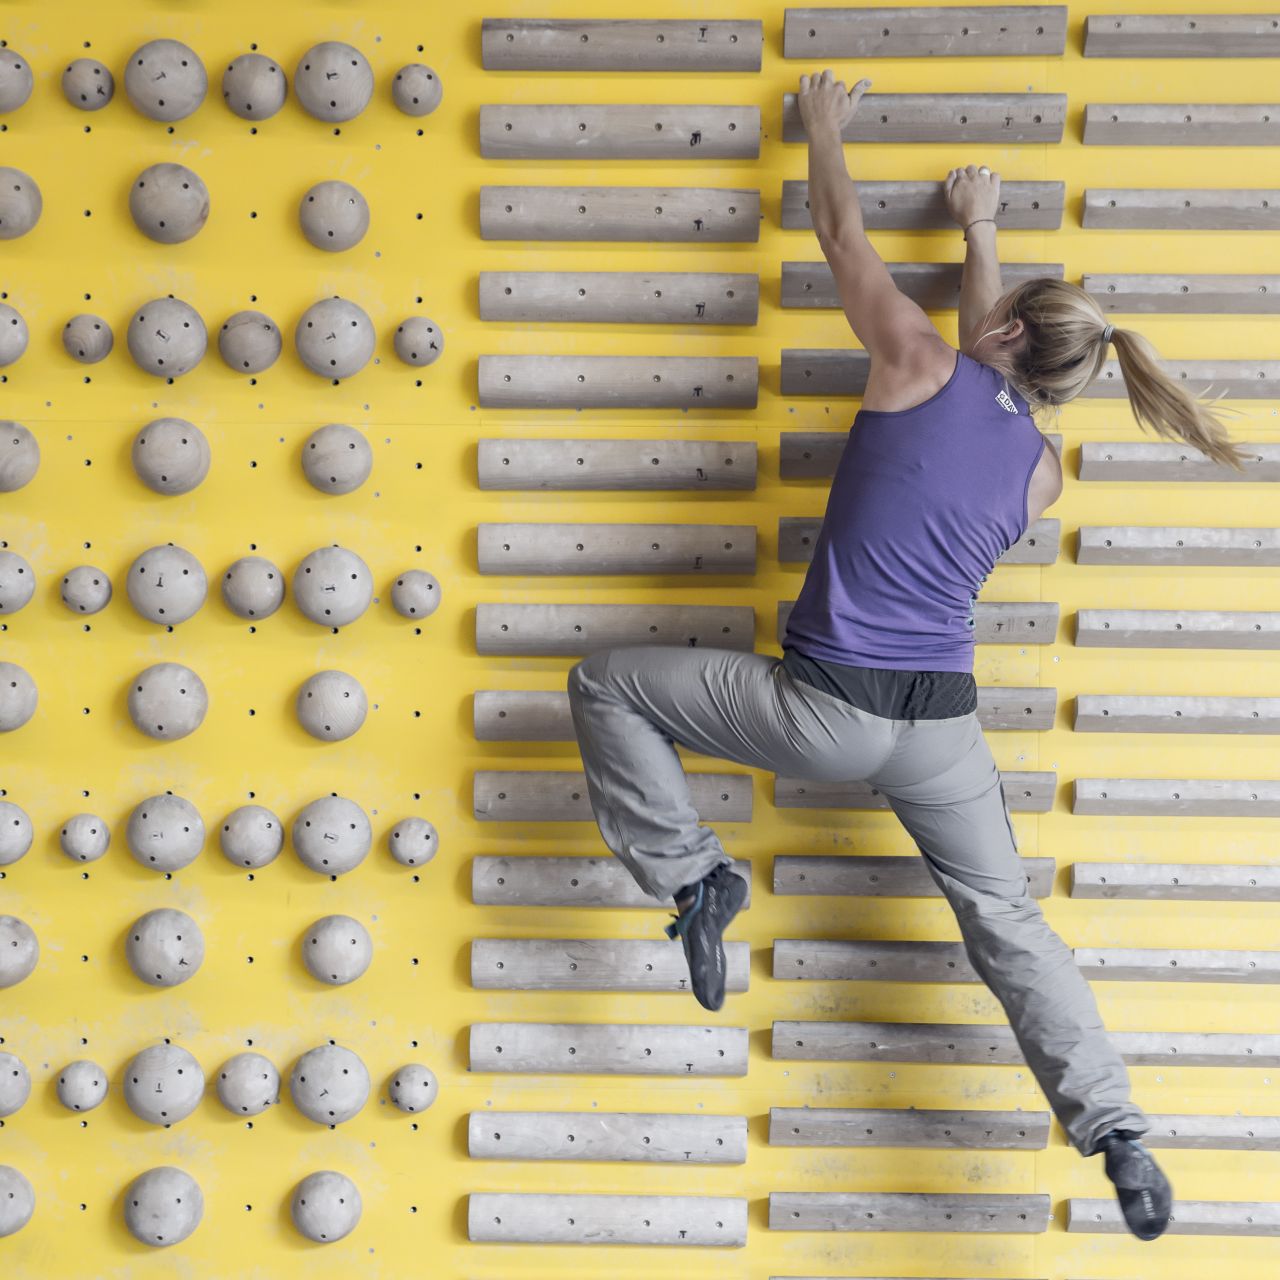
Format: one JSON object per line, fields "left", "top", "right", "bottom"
{"left": 566, "top": 644, "right": 1149, "bottom": 1156}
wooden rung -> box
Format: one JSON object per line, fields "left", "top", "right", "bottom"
{"left": 782, "top": 93, "right": 1066, "bottom": 144}
{"left": 771, "top": 1020, "right": 1280, "bottom": 1067}
{"left": 1133, "top": 1114, "right": 1280, "bottom": 1151}
{"left": 471, "top": 1022, "right": 749, "bottom": 1075}
{"left": 782, "top": 178, "right": 1065, "bottom": 230}
{"left": 1077, "top": 526, "right": 1280, "bottom": 566}
{"left": 1074, "top": 778, "right": 1280, "bottom": 817}
{"left": 473, "top": 855, "right": 753, "bottom": 907}
{"left": 782, "top": 348, "right": 869, "bottom": 396}
{"left": 780, "top": 430, "right": 1063, "bottom": 478}
{"left": 1067, "top": 1197, "right": 1280, "bottom": 1237}
{"left": 775, "top": 772, "right": 1055, "bottom": 814}
{"left": 477, "top": 602, "right": 755, "bottom": 656}
{"left": 1071, "top": 861, "right": 1280, "bottom": 900}
{"left": 480, "top": 186, "right": 761, "bottom": 242}
{"left": 782, "top": 261, "right": 1061, "bottom": 310}
{"left": 477, "top": 522, "right": 758, "bottom": 575}
{"left": 472, "top": 938, "right": 750, "bottom": 992}
{"left": 1084, "top": 103, "right": 1280, "bottom": 146}
{"left": 774, "top": 855, "right": 1055, "bottom": 898}
{"left": 1075, "top": 695, "right": 1280, "bottom": 735}
{"left": 1076, "top": 947, "right": 1280, "bottom": 983}
{"left": 480, "top": 104, "right": 760, "bottom": 160}
{"left": 1079, "top": 360, "right": 1280, "bottom": 399}
{"left": 482, "top": 19, "right": 764, "bottom": 71}
{"left": 469, "top": 1110, "right": 748, "bottom": 1163}
{"left": 469, "top": 1192, "right": 748, "bottom": 1246}
{"left": 1082, "top": 188, "right": 1280, "bottom": 232}
{"left": 774, "top": 939, "right": 977, "bottom": 982}
{"left": 785, "top": 6, "right": 1068, "bottom": 58}
{"left": 1079, "top": 440, "right": 1280, "bottom": 482}
{"left": 1084, "top": 14, "right": 1280, "bottom": 58}
{"left": 475, "top": 770, "right": 752, "bottom": 822}
{"left": 769, "top": 1191, "right": 1051, "bottom": 1234}
{"left": 478, "top": 438, "right": 758, "bottom": 491}
{"left": 1083, "top": 273, "right": 1280, "bottom": 314}
{"left": 478, "top": 355, "right": 758, "bottom": 409}
{"left": 976, "top": 686, "right": 1058, "bottom": 730}
{"left": 780, "top": 515, "right": 1059, "bottom": 565}
{"left": 778, "top": 600, "right": 1059, "bottom": 646}
{"left": 480, "top": 271, "right": 759, "bottom": 325}
{"left": 1076, "top": 610, "right": 1280, "bottom": 650}
{"left": 769, "top": 1105, "right": 1050, "bottom": 1149}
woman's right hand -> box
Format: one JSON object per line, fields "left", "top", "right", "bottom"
{"left": 945, "top": 164, "right": 1001, "bottom": 228}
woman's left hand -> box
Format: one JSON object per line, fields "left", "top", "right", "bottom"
{"left": 797, "top": 69, "right": 871, "bottom": 136}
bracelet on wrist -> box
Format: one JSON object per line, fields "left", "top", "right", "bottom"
{"left": 963, "top": 217, "right": 997, "bottom": 241}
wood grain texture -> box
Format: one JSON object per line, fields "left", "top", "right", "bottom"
{"left": 1084, "top": 103, "right": 1280, "bottom": 146}
{"left": 469, "top": 1192, "right": 748, "bottom": 1245}
{"left": 480, "top": 271, "right": 759, "bottom": 324}
{"left": 477, "top": 602, "right": 755, "bottom": 656}
{"left": 478, "top": 437, "right": 757, "bottom": 491}
{"left": 774, "top": 771, "right": 1055, "bottom": 813}
{"left": 1071, "top": 861, "right": 1280, "bottom": 900}
{"left": 773, "top": 854, "right": 1055, "bottom": 898}
{"left": 470, "top": 1022, "right": 749, "bottom": 1075}
{"left": 781, "top": 430, "right": 1062, "bottom": 478}
{"left": 473, "top": 855, "right": 753, "bottom": 907}
{"left": 482, "top": 19, "right": 763, "bottom": 71}
{"left": 477, "top": 522, "right": 757, "bottom": 575}
{"left": 779, "top": 600, "right": 1059, "bottom": 646}
{"left": 1067, "top": 1197, "right": 1280, "bottom": 1236}
{"left": 1079, "top": 440, "right": 1280, "bottom": 481}
{"left": 1077, "top": 526, "right": 1280, "bottom": 566}
{"left": 782, "top": 178, "right": 1065, "bottom": 230}
{"left": 785, "top": 5, "right": 1067, "bottom": 57}
{"left": 769, "top": 1105, "right": 1050, "bottom": 1149}
{"left": 1082, "top": 188, "right": 1280, "bottom": 231}
{"left": 469, "top": 1110, "right": 748, "bottom": 1162}
{"left": 1130, "top": 1115, "right": 1280, "bottom": 1151}
{"left": 1076, "top": 609, "right": 1280, "bottom": 650}
{"left": 782, "top": 93, "right": 1066, "bottom": 143}
{"left": 780, "top": 515, "right": 1059, "bottom": 565}
{"left": 1075, "top": 947, "right": 1280, "bottom": 983}
{"left": 1075, "top": 694, "right": 1280, "bottom": 735}
{"left": 1073, "top": 778, "right": 1280, "bottom": 817}
{"left": 1084, "top": 14, "right": 1280, "bottom": 58}
{"left": 773, "top": 939, "right": 978, "bottom": 982}
{"left": 770, "top": 1191, "right": 1051, "bottom": 1233}
{"left": 474, "top": 769, "right": 752, "bottom": 822}
{"left": 783, "top": 260, "right": 1060, "bottom": 310}
{"left": 1083, "top": 272, "right": 1280, "bottom": 313}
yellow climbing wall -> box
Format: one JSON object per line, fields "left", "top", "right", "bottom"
{"left": 2, "top": 0, "right": 1278, "bottom": 1275}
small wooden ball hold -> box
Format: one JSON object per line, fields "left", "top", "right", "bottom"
{"left": 127, "top": 297, "right": 207, "bottom": 378}
{"left": 0, "top": 916, "right": 38, "bottom": 989}
{"left": 0, "top": 549, "right": 34, "bottom": 614}
{"left": 393, "top": 316, "right": 443, "bottom": 367}
{"left": 299, "top": 180, "right": 369, "bottom": 252}
{"left": 123, "top": 1166, "right": 203, "bottom": 1247}
{"left": 126, "top": 543, "right": 208, "bottom": 625}
{"left": 0, "top": 799, "right": 32, "bottom": 864}
{"left": 215, "top": 1051, "right": 279, "bottom": 1116}
{"left": 56, "top": 1060, "right": 108, "bottom": 1112}
{"left": 130, "top": 163, "right": 210, "bottom": 244}
{"left": 292, "top": 795, "right": 371, "bottom": 876}
{"left": 387, "top": 1063, "right": 437, "bottom": 1113}
{"left": 294, "top": 296, "right": 375, "bottom": 380}
{"left": 60, "top": 565, "right": 112, "bottom": 614}
{"left": 392, "top": 63, "right": 442, "bottom": 117}
{"left": 123, "top": 1045, "right": 205, "bottom": 1127}
{"left": 0, "top": 1166, "right": 34, "bottom": 1239}
{"left": 221, "top": 555, "right": 284, "bottom": 620}
{"left": 295, "top": 43, "right": 373, "bottom": 122}
{"left": 0, "top": 303, "right": 29, "bottom": 367}
{"left": 290, "top": 1044, "right": 370, "bottom": 1125}
{"left": 0, "top": 168, "right": 41, "bottom": 240}
{"left": 291, "top": 1171, "right": 362, "bottom": 1244}
{"left": 125, "top": 40, "right": 207, "bottom": 123}
{"left": 0, "top": 663, "right": 36, "bottom": 734}
{"left": 293, "top": 545, "right": 373, "bottom": 628}
{"left": 0, "top": 422, "right": 37, "bottom": 491}
{"left": 302, "top": 423, "right": 372, "bottom": 494}
{"left": 128, "top": 662, "right": 209, "bottom": 741}
{"left": 59, "top": 812, "right": 110, "bottom": 863}
{"left": 62, "top": 58, "right": 114, "bottom": 111}
{"left": 62, "top": 314, "right": 112, "bottom": 364}
{"left": 132, "top": 418, "right": 210, "bottom": 495}
{"left": 218, "top": 310, "right": 281, "bottom": 374}
{"left": 126, "top": 793, "right": 205, "bottom": 872}
{"left": 387, "top": 817, "right": 437, "bottom": 867}
{"left": 302, "top": 914, "right": 372, "bottom": 985}
{"left": 126, "top": 907, "right": 204, "bottom": 987}
{"left": 222, "top": 52, "right": 287, "bottom": 121}
{"left": 296, "top": 670, "right": 367, "bottom": 742}
{"left": 0, "top": 1052, "right": 31, "bottom": 1117}
{"left": 391, "top": 568, "right": 441, "bottom": 619}
{"left": 0, "top": 49, "right": 33, "bottom": 114}
{"left": 218, "top": 804, "right": 283, "bottom": 869}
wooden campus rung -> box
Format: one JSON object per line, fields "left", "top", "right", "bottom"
{"left": 470, "top": 1022, "right": 749, "bottom": 1075}
{"left": 473, "top": 855, "right": 753, "bottom": 907}
{"left": 471, "top": 938, "right": 750, "bottom": 993}
{"left": 480, "top": 271, "right": 759, "bottom": 325}
{"left": 1084, "top": 103, "right": 1280, "bottom": 147}
{"left": 1076, "top": 947, "right": 1280, "bottom": 983}
{"left": 1076, "top": 610, "right": 1280, "bottom": 650}
{"left": 784, "top": 5, "right": 1068, "bottom": 58}
{"left": 1074, "top": 778, "right": 1280, "bottom": 817}
{"left": 478, "top": 355, "right": 758, "bottom": 409}
{"left": 477, "top": 523, "right": 758, "bottom": 575}
{"left": 769, "top": 1191, "right": 1051, "bottom": 1234}
{"left": 780, "top": 431, "right": 1063, "bottom": 478}
{"left": 480, "top": 104, "right": 760, "bottom": 160}
{"left": 1084, "top": 13, "right": 1280, "bottom": 58}
{"left": 1082, "top": 188, "right": 1280, "bottom": 232}
{"left": 1080, "top": 360, "right": 1280, "bottom": 399}
{"left": 778, "top": 600, "right": 1058, "bottom": 646}
{"left": 975, "top": 687, "right": 1058, "bottom": 730}
{"left": 1075, "top": 695, "right": 1280, "bottom": 735}
{"left": 469, "top": 1192, "right": 748, "bottom": 1246}
{"left": 1078, "top": 526, "right": 1280, "bottom": 566}
{"left": 781, "top": 516, "right": 1059, "bottom": 565}
{"left": 1079, "top": 440, "right": 1280, "bottom": 482}
{"left": 475, "top": 770, "right": 752, "bottom": 822}
{"left": 477, "top": 602, "right": 756, "bottom": 655}
{"left": 774, "top": 772, "right": 1055, "bottom": 813}
{"left": 1071, "top": 861, "right": 1280, "bottom": 900}
{"left": 1067, "top": 1197, "right": 1280, "bottom": 1237}
{"left": 1083, "top": 273, "right": 1280, "bottom": 314}
{"left": 774, "top": 939, "right": 978, "bottom": 982}
{"left": 782, "top": 178, "right": 1066, "bottom": 230}
{"left": 770, "top": 1106, "right": 1050, "bottom": 1150}
{"left": 478, "top": 438, "right": 758, "bottom": 491}
{"left": 781, "top": 93, "right": 1067, "bottom": 144}
{"left": 771, "top": 1020, "right": 1280, "bottom": 1067}
{"left": 1131, "top": 1114, "right": 1280, "bottom": 1151}
{"left": 783, "top": 261, "right": 1061, "bottom": 310}
{"left": 481, "top": 19, "right": 764, "bottom": 71}
{"left": 774, "top": 854, "right": 1055, "bottom": 898}
{"left": 469, "top": 1110, "right": 748, "bottom": 1163}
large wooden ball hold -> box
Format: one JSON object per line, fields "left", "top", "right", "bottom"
{"left": 123, "top": 1044, "right": 205, "bottom": 1126}
{"left": 0, "top": 1052, "right": 31, "bottom": 1117}
{"left": 62, "top": 314, "right": 112, "bottom": 364}
{"left": 215, "top": 1051, "right": 279, "bottom": 1116}
{"left": 393, "top": 316, "right": 444, "bottom": 367}
{"left": 302, "top": 915, "right": 372, "bottom": 985}
{"left": 127, "top": 543, "right": 208, "bottom": 625}
{"left": 125, "top": 40, "right": 207, "bottom": 123}
{"left": 291, "top": 1171, "right": 362, "bottom": 1244}
{"left": 0, "top": 663, "right": 36, "bottom": 734}
{"left": 392, "top": 63, "right": 442, "bottom": 117}
{"left": 59, "top": 812, "right": 110, "bottom": 863}
{"left": 0, "top": 423, "right": 37, "bottom": 492}
{"left": 132, "top": 418, "right": 210, "bottom": 495}
{"left": 62, "top": 58, "right": 114, "bottom": 111}
{"left": 127, "top": 297, "right": 207, "bottom": 378}
{"left": 0, "top": 550, "right": 33, "bottom": 615}
{"left": 299, "top": 180, "right": 369, "bottom": 252}
{"left": 0, "top": 799, "right": 32, "bottom": 864}
{"left": 296, "top": 670, "right": 367, "bottom": 742}
{"left": 0, "top": 303, "right": 29, "bottom": 367}
{"left": 294, "top": 296, "right": 375, "bottom": 380}
{"left": 0, "top": 916, "right": 37, "bottom": 989}
{"left": 301, "top": 423, "right": 372, "bottom": 494}
{"left": 218, "top": 804, "right": 283, "bottom": 869}
{"left": 128, "top": 662, "right": 209, "bottom": 741}
{"left": 0, "top": 169, "right": 41, "bottom": 240}
{"left": 290, "top": 1044, "right": 370, "bottom": 1125}
{"left": 390, "top": 568, "right": 441, "bottom": 619}
{"left": 292, "top": 545, "right": 373, "bottom": 628}
{"left": 292, "top": 795, "right": 371, "bottom": 876}
{"left": 130, "top": 163, "right": 210, "bottom": 244}
{"left": 0, "top": 48, "right": 33, "bottom": 113}
{"left": 126, "top": 907, "right": 204, "bottom": 987}
{"left": 222, "top": 52, "right": 287, "bottom": 121}
{"left": 387, "top": 816, "right": 437, "bottom": 867}
{"left": 0, "top": 1166, "right": 34, "bottom": 1239}
{"left": 218, "top": 310, "right": 281, "bottom": 374}
{"left": 126, "top": 792, "right": 205, "bottom": 872}
{"left": 295, "top": 43, "right": 373, "bottom": 123}
{"left": 60, "top": 565, "right": 112, "bottom": 614}
{"left": 123, "top": 1166, "right": 203, "bottom": 1247}
{"left": 221, "top": 555, "right": 284, "bottom": 620}
{"left": 387, "top": 1063, "right": 437, "bottom": 1113}
{"left": 56, "top": 1060, "right": 108, "bottom": 1112}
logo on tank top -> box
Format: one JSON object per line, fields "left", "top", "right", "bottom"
{"left": 995, "top": 388, "right": 1019, "bottom": 414}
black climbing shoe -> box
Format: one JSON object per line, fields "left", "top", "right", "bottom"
{"left": 664, "top": 863, "right": 748, "bottom": 1012}
{"left": 1097, "top": 1129, "right": 1173, "bottom": 1241}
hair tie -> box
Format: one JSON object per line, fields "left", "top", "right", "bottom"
{"left": 1101, "top": 323, "right": 1115, "bottom": 344}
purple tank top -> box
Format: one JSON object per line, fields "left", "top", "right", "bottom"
{"left": 784, "top": 350, "right": 1046, "bottom": 673}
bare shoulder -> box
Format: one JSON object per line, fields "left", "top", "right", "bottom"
{"left": 1026, "top": 430, "right": 1064, "bottom": 521}
{"left": 861, "top": 336, "right": 959, "bottom": 413}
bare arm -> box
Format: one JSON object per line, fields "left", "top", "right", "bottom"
{"left": 945, "top": 165, "right": 1005, "bottom": 352}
